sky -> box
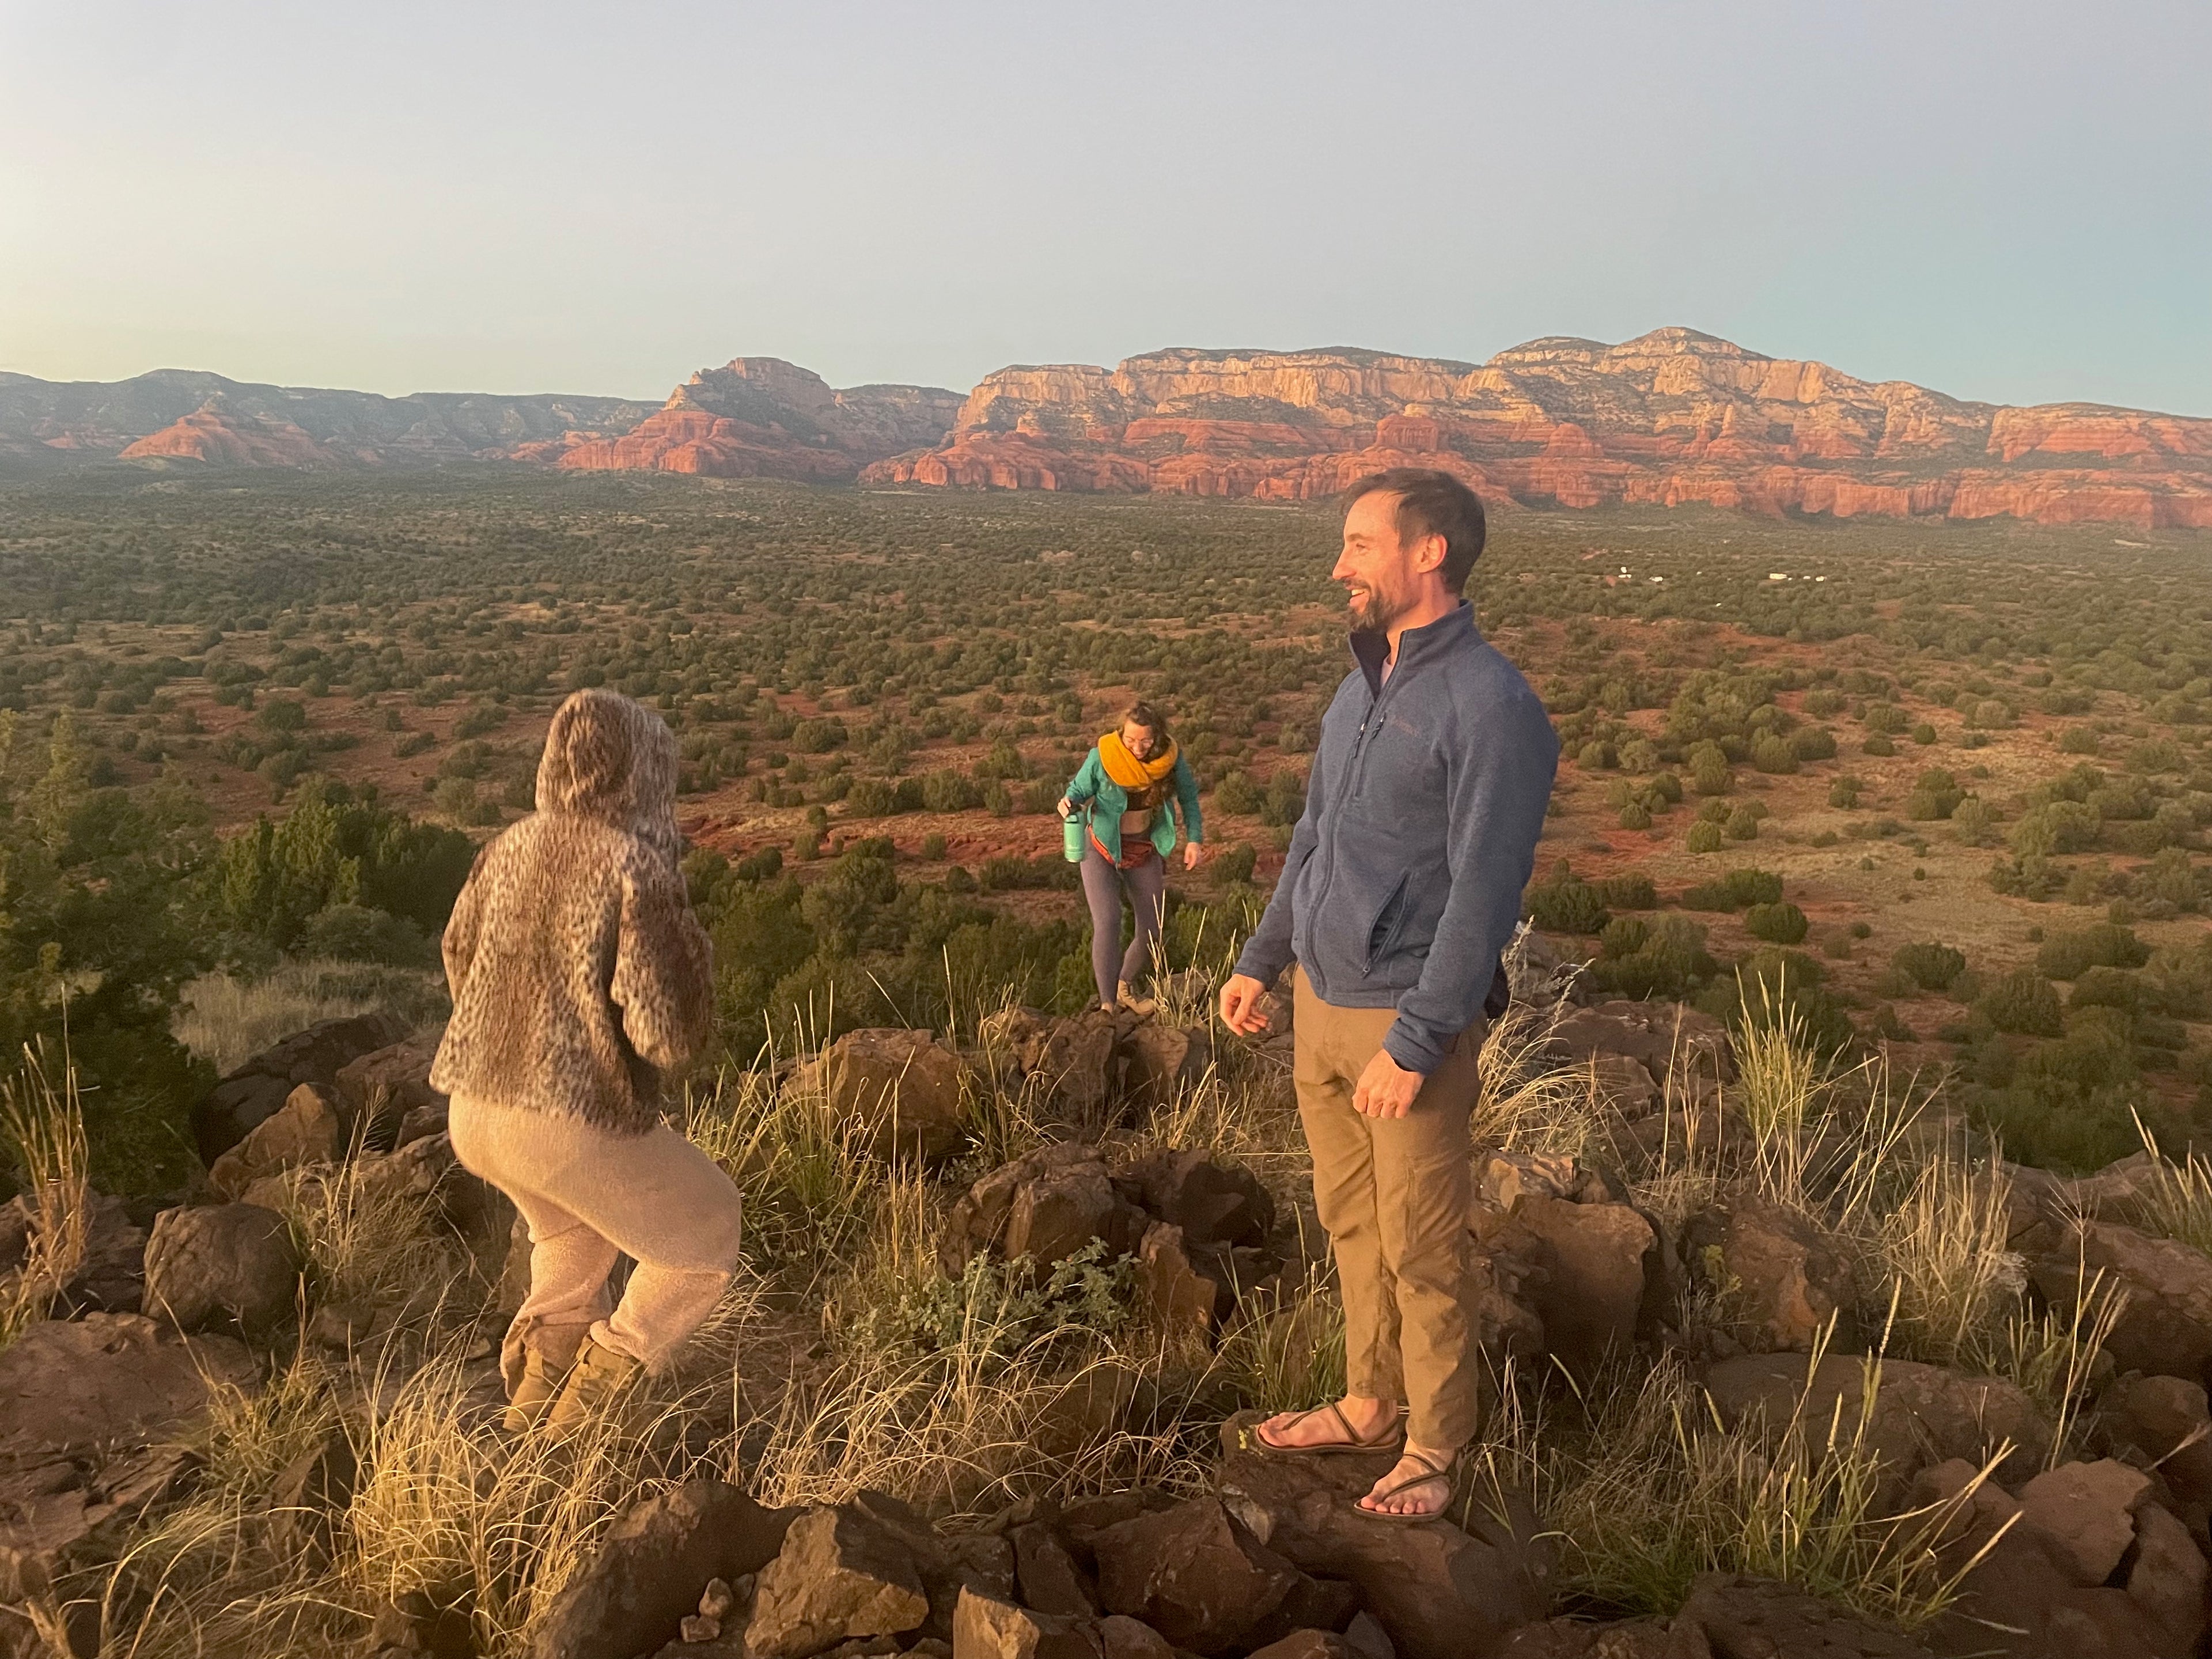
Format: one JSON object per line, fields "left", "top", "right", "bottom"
{"left": 2, "top": 1, "right": 2207, "bottom": 414}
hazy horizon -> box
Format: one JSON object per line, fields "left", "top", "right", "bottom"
{"left": 3, "top": 1, "right": 2207, "bottom": 416}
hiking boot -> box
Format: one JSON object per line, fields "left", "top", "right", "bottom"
{"left": 501, "top": 1342, "right": 581, "bottom": 1435}
{"left": 1117, "top": 981, "right": 1158, "bottom": 1016}
{"left": 541, "top": 1336, "right": 643, "bottom": 1435}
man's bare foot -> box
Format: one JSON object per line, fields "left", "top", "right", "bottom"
{"left": 1255, "top": 1395, "right": 1401, "bottom": 1451}
{"left": 1357, "top": 1445, "right": 1456, "bottom": 1518}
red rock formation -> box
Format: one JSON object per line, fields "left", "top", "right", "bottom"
{"left": 119, "top": 402, "right": 357, "bottom": 467}
{"left": 559, "top": 358, "right": 960, "bottom": 480}
{"left": 867, "top": 329, "right": 2212, "bottom": 531}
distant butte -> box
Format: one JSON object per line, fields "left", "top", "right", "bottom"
{"left": 6, "top": 328, "right": 2209, "bottom": 529}
{"left": 556, "top": 358, "right": 963, "bottom": 480}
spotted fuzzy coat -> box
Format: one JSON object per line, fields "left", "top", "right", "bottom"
{"left": 429, "top": 690, "right": 714, "bottom": 1135}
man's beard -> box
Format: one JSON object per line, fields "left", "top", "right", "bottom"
{"left": 1346, "top": 583, "right": 1403, "bottom": 634}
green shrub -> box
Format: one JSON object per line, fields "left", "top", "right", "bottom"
{"left": 1685, "top": 820, "right": 1726, "bottom": 854}
{"left": 1744, "top": 902, "right": 1809, "bottom": 945}
{"left": 1903, "top": 768, "right": 1964, "bottom": 821}
{"left": 1683, "top": 868, "right": 1783, "bottom": 911}
{"left": 1862, "top": 733, "right": 1897, "bottom": 757}
{"left": 2010, "top": 800, "right": 2103, "bottom": 858}
{"left": 296, "top": 903, "right": 435, "bottom": 968}
{"left": 1213, "top": 844, "right": 1259, "bottom": 885}
{"left": 844, "top": 778, "right": 901, "bottom": 817}
{"left": 1828, "top": 776, "right": 1862, "bottom": 809}
{"left": 1789, "top": 727, "right": 1838, "bottom": 762}
{"left": 1596, "top": 873, "right": 1657, "bottom": 910}
{"left": 1213, "top": 770, "right": 1263, "bottom": 815}
{"left": 1891, "top": 941, "right": 1967, "bottom": 991}
{"left": 1688, "top": 743, "right": 1733, "bottom": 797}
{"left": 1526, "top": 875, "right": 1611, "bottom": 935}
{"left": 2067, "top": 965, "right": 2145, "bottom": 1014}
{"left": 791, "top": 716, "right": 849, "bottom": 753}
{"left": 919, "top": 769, "right": 984, "bottom": 812}
{"left": 1978, "top": 971, "right": 2065, "bottom": 1037}
{"left": 1619, "top": 802, "right": 1653, "bottom": 831}
{"left": 1587, "top": 913, "right": 1717, "bottom": 1000}
{"left": 1707, "top": 949, "right": 1857, "bottom": 1055}
{"left": 2036, "top": 923, "right": 2150, "bottom": 980}
{"left": 1749, "top": 733, "right": 1799, "bottom": 775}
{"left": 256, "top": 698, "right": 308, "bottom": 735}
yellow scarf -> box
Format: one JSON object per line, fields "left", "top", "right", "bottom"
{"left": 1099, "top": 730, "right": 1179, "bottom": 790}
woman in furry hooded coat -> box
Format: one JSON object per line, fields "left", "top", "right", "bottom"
{"left": 431, "top": 688, "right": 743, "bottom": 1432}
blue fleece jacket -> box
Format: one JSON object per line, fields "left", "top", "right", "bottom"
{"left": 1233, "top": 603, "right": 1558, "bottom": 1075}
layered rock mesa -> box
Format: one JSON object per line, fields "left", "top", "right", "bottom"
{"left": 861, "top": 329, "right": 2212, "bottom": 530}
{"left": 0, "top": 368, "right": 656, "bottom": 467}
{"left": 556, "top": 358, "right": 963, "bottom": 480}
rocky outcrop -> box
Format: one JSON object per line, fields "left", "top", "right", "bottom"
{"left": 940, "top": 1142, "right": 1278, "bottom": 1336}
{"left": 1914, "top": 1456, "right": 2209, "bottom": 1657}
{"left": 558, "top": 358, "right": 961, "bottom": 481}
{"left": 977, "top": 1006, "right": 1214, "bottom": 1128}
{"left": 1702, "top": 1353, "right": 2052, "bottom": 1504}
{"left": 0, "top": 1313, "right": 258, "bottom": 1601}
{"left": 189, "top": 1011, "right": 411, "bottom": 1166}
{"left": 119, "top": 399, "right": 359, "bottom": 466}
{"left": 864, "top": 331, "right": 2212, "bottom": 531}
{"left": 1215, "top": 1414, "right": 1556, "bottom": 1659}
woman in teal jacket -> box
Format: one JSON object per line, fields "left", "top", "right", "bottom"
{"left": 1057, "top": 701, "right": 1206, "bottom": 1012}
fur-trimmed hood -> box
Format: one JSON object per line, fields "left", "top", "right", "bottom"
{"left": 536, "top": 688, "right": 681, "bottom": 861}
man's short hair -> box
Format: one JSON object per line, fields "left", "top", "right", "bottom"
{"left": 1341, "top": 468, "right": 1487, "bottom": 593}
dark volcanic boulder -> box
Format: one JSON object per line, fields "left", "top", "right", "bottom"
{"left": 531, "top": 1480, "right": 791, "bottom": 1659}
{"left": 142, "top": 1200, "right": 302, "bottom": 1337}
{"left": 190, "top": 1011, "right": 410, "bottom": 1165}
{"left": 1091, "top": 1497, "right": 1300, "bottom": 1656}
{"left": 1214, "top": 1414, "right": 1555, "bottom": 1659}
{"left": 747, "top": 1504, "right": 933, "bottom": 1659}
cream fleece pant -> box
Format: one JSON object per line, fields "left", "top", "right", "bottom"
{"left": 446, "top": 1096, "right": 744, "bottom": 1384}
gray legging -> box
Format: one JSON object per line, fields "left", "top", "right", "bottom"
{"left": 1080, "top": 849, "right": 1167, "bottom": 1006}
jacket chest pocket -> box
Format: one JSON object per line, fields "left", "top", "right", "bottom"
{"left": 1354, "top": 715, "right": 1443, "bottom": 809}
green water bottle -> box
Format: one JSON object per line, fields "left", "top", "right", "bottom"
{"left": 1062, "top": 805, "right": 1085, "bottom": 862}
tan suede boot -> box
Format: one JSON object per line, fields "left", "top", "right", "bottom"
{"left": 502, "top": 1343, "right": 579, "bottom": 1435}
{"left": 541, "top": 1337, "right": 643, "bottom": 1436}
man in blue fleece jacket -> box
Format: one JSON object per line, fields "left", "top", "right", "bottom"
{"left": 1220, "top": 468, "right": 1557, "bottom": 1520}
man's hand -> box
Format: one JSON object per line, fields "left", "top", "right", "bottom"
{"left": 1056, "top": 796, "right": 1075, "bottom": 819}
{"left": 1218, "top": 972, "right": 1271, "bottom": 1036}
{"left": 1352, "top": 1047, "right": 1425, "bottom": 1119}
{"left": 1183, "top": 841, "right": 1205, "bottom": 872}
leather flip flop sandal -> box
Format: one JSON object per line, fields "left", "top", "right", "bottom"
{"left": 1252, "top": 1401, "right": 1407, "bottom": 1459}
{"left": 1353, "top": 1448, "right": 1456, "bottom": 1523}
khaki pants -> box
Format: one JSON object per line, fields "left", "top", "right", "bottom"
{"left": 1293, "top": 966, "right": 1485, "bottom": 1450}
{"left": 448, "top": 1096, "right": 744, "bottom": 1387}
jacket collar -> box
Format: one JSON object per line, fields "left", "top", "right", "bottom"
{"left": 1351, "top": 601, "right": 1476, "bottom": 695}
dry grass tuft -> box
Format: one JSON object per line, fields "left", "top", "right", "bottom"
{"left": 1544, "top": 1339, "right": 2012, "bottom": 1630}
{"left": 1, "top": 1043, "right": 91, "bottom": 1346}
{"left": 173, "top": 960, "right": 446, "bottom": 1075}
